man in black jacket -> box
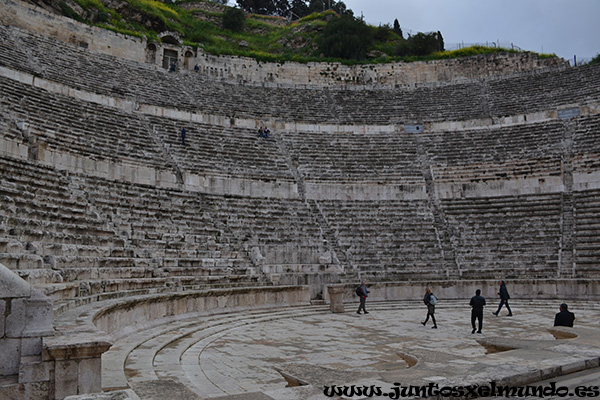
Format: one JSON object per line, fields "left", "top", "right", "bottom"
{"left": 554, "top": 303, "right": 575, "bottom": 327}
{"left": 493, "top": 280, "right": 512, "bottom": 316}
{"left": 470, "top": 289, "right": 486, "bottom": 334}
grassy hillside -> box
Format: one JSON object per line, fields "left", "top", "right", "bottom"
{"left": 50, "top": 0, "right": 555, "bottom": 64}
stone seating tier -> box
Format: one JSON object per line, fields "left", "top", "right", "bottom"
{"left": 0, "top": 155, "right": 332, "bottom": 308}
{"left": 316, "top": 199, "right": 447, "bottom": 275}
{"left": 573, "top": 189, "right": 600, "bottom": 276}
{"left": 2, "top": 13, "right": 600, "bottom": 400}
{"left": 0, "top": 76, "right": 175, "bottom": 172}
{"left": 574, "top": 115, "right": 600, "bottom": 173}
{"left": 2, "top": 24, "right": 600, "bottom": 126}
{"left": 441, "top": 193, "right": 564, "bottom": 277}
{"left": 280, "top": 130, "right": 423, "bottom": 182}
{"left": 146, "top": 115, "right": 293, "bottom": 180}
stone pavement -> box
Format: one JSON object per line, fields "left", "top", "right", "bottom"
{"left": 92, "top": 300, "right": 600, "bottom": 400}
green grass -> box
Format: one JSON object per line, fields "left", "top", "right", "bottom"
{"left": 65, "top": 0, "right": 550, "bottom": 65}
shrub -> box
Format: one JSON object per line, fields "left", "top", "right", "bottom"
{"left": 222, "top": 7, "right": 246, "bottom": 32}
{"left": 316, "top": 14, "right": 373, "bottom": 60}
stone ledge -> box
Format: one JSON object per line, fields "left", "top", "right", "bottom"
{"left": 324, "top": 279, "right": 600, "bottom": 303}
{"left": 43, "top": 332, "right": 112, "bottom": 361}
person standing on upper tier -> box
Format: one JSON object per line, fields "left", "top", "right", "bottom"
{"left": 493, "top": 280, "right": 512, "bottom": 317}
{"left": 180, "top": 127, "right": 186, "bottom": 146}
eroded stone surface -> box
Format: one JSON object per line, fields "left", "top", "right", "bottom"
{"left": 98, "top": 301, "right": 600, "bottom": 400}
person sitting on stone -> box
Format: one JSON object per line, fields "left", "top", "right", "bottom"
{"left": 263, "top": 127, "right": 270, "bottom": 138}
{"left": 257, "top": 127, "right": 264, "bottom": 137}
{"left": 554, "top": 303, "right": 575, "bottom": 327}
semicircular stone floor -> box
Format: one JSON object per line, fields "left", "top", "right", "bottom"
{"left": 100, "top": 300, "right": 600, "bottom": 400}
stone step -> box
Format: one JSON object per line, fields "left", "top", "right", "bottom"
{"left": 102, "top": 305, "right": 328, "bottom": 391}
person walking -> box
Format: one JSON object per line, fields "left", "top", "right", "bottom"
{"left": 493, "top": 280, "right": 512, "bottom": 316}
{"left": 470, "top": 289, "right": 486, "bottom": 334}
{"left": 421, "top": 287, "right": 438, "bottom": 329}
{"left": 356, "top": 281, "right": 369, "bottom": 314}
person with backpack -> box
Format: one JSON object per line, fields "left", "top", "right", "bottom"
{"left": 421, "top": 287, "right": 438, "bottom": 329}
{"left": 493, "top": 280, "right": 512, "bottom": 316}
{"left": 356, "top": 281, "right": 369, "bottom": 314}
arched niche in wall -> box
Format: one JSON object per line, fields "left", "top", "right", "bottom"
{"left": 183, "top": 47, "right": 194, "bottom": 70}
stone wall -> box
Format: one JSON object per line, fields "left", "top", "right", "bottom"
{"left": 0, "top": 263, "right": 55, "bottom": 398}
{"left": 92, "top": 286, "right": 311, "bottom": 338}
{"left": 325, "top": 279, "right": 600, "bottom": 303}
{"left": 194, "top": 51, "right": 567, "bottom": 88}
{"left": 0, "top": 0, "right": 146, "bottom": 63}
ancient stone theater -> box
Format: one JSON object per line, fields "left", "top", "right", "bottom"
{"left": 0, "top": 1, "right": 599, "bottom": 399}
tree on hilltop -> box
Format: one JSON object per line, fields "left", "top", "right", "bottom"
{"left": 393, "top": 18, "right": 402, "bottom": 38}
{"left": 222, "top": 7, "right": 246, "bottom": 31}
{"left": 236, "top": 0, "right": 276, "bottom": 14}
{"left": 316, "top": 14, "right": 373, "bottom": 59}
{"left": 236, "top": 0, "right": 349, "bottom": 18}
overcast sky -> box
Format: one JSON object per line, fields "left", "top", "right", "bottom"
{"left": 342, "top": 0, "right": 600, "bottom": 63}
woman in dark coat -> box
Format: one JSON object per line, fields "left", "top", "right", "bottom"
{"left": 493, "top": 280, "right": 512, "bottom": 316}
{"left": 421, "top": 287, "right": 438, "bottom": 328}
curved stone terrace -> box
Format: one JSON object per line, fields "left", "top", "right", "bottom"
{"left": 74, "top": 293, "right": 600, "bottom": 400}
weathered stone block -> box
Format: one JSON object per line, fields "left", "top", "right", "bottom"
{"left": 0, "top": 264, "right": 31, "bottom": 299}
{"left": 327, "top": 285, "right": 345, "bottom": 313}
{"left": 5, "top": 297, "right": 53, "bottom": 338}
{"left": 23, "top": 381, "right": 50, "bottom": 400}
{"left": 54, "top": 360, "right": 78, "bottom": 400}
{"left": 20, "top": 337, "right": 43, "bottom": 357}
{"left": 78, "top": 358, "right": 102, "bottom": 394}
{"left": 0, "top": 380, "right": 24, "bottom": 400}
{"left": 19, "top": 356, "right": 52, "bottom": 383}
{"left": 0, "top": 338, "right": 21, "bottom": 375}
{"left": 0, "top": 299, "right": 5, "bottom": 337}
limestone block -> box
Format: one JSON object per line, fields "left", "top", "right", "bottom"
{"left": 0, "top": 299, "right": 5, "bottom": 337}
{"left": 327, "top": 285, "right": 345, "bottom": 313}
{"left": 0, "top": 338, "right": 21, "bottom": 375}
{"left": 20, "top": 337, "right": 43, "bottom": 357}
{"left": 0, "top": 263, "right": 31, "bottom": 299}
{"left": 18, "top": 356, "right": 52, "bottom": 383}
{"left": 23, "top": 381, "right": 50, "bottom": 400}
{"left": 0, "top": 381, "right": 24, "bottom": 400}
{"left": 250, "top": 247, "right": 264, "bottom": 266}
{"left": 78, "top": 358, "right": 102, "bottom": 394}
{"left": 54, "top": 360, "right": 78, "bottom": 400}
{"left": 5, "top": 297, "right": 53, "bottom": 338}
{"left": 318, "top": 251, "right": 332, "bottom": 265}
